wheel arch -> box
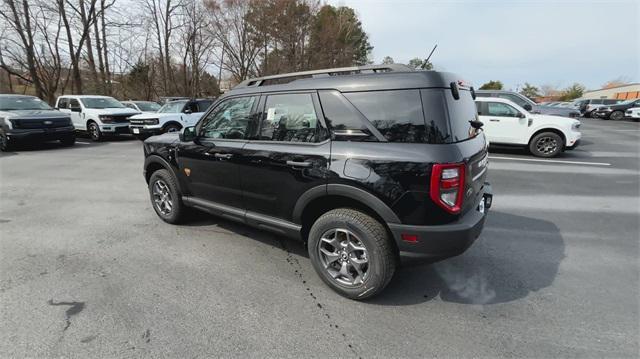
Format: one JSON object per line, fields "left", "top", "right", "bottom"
{"left": 294, "top": 184, "right": 401, "bottom": 245}
{"left": 529, "top": 127, "right": 567, "bottom": 146}
{"left": 162, "top": 121, "right": 183, "bottom": 132}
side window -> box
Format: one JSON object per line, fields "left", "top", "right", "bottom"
{"left": 124, "top": 103, "right": 136, "bottom": 110}
{"left": 197, "top": 100, "right": 213, "bottom": 112}
{"left": 185, "top": 101, "right": 198, "bottom": 113}
{"left": 487, "top": 102, "right": 520, "bottom": 117}
{"left": 198, "top": 96, "right": 257, "bottom": 139}
{"left": 259, "top": 93, "right": 319, "bottom": 143}
{"left": 498, "top": 94, "right": 529, "bottom": 108}
{"left": 344, "top": 89, "right": 428, "bottom": 143}
{"left": 476, "top": 101, "right": 484, "bottom": 116}
{"left": 318, "top": 90, "right": 377, "bottom": 141}
{"left": 57, "top": 98, "right": 68, "bottom": 109}
{"left": 592, "top": 100, "right": 603, "bottom": 105}
{"left": 69, "top": 99, "right": 81, "bottom": 110}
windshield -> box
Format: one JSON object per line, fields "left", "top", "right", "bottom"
{"left": 0, "top": 96, "right": 53, "bottom": 111}
{"left": 159, "top": 100, "right": 187, "bottom": 113}
{"left": 80, "top": 97, "right": 125, "bottom": 109}
{"left": 136, "top": 102, "right": 161, "bottom": 112}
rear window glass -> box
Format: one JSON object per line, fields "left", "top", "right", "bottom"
{"left": 344, "top": 90, "right": 433, "bottom": 143}
{"left": 442, "top": 89, "right": 478, "bottom": 143}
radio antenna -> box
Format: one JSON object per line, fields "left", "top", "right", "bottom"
{"left": 425, "top": 44, "right": 438, "bottom": 63}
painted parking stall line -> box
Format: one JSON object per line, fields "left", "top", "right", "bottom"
{"left": 488, "top": 155, "right": 611, "bottom": 167}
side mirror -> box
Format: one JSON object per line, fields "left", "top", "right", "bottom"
{"left": 523, "top": 103, "right": 533, "bottom": 111}
{"left": 517, "top": 112, "right": 526, "bottom": 118}
{"left": 180, "top": 126, "right": 197, "bottom": 142}
{"left": 184, "top": 108, "right": 192, "bottom": 114}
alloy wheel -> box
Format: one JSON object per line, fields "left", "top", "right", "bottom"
{"left": 89, "top": 123, "right": 100, "bottom": 140}
{"left": 535, "top": 136, "right": 558, "bottom": 155}
{"left": 610, "top": 111, "right": 624, "bottom": 121}
{"left": 152, "top": 179, "right": 173, "bottom": 215}
{"left": 317, "top": 228, "right": 369, "bottom": 286}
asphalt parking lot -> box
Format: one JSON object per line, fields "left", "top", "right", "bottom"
{"left": 0, "top": 118, "right": 638, "bottom": 358}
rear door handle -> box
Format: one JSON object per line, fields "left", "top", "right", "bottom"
{"left": 286, "top": 160, "right": 312, "bottom": 168}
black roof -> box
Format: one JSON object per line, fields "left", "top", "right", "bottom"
{"left": 224, "top": 71, "right": 465, "bottom": 98}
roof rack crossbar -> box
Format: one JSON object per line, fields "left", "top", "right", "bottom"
{"left": 235, "top": 64, "right": 413, "bottom": 88}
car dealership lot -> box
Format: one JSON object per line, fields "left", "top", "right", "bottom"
{"left": 0, "top": 119, "right": 638, "bottom": 357}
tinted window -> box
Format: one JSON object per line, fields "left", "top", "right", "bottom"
{"left": 345, "top": 90, "right": 428, "bottom": 143}
{"left": 486, "top": 102, "right": 520, "bottom": 117}
{"left": 592, "top": 100, "right": 603, "bottom": 104}
{"left": 159, "top": 100, "right": 187, "bottom": 113}
{"left": 197, "top": 100, "right": 213, "bottom": 112}
{"left": 443, "top": 89, "right": 479, "bottom": 142}
{"left": 318, "top": 90, "right": 377, "bottom": 141}
{"left": 69, "top": 99, "right": 81, "bottom": 109}
{"left": 57, "top": 98, "right": 69, "bottom": 109}
{"left": 198, "top": 96, "right": 257, "bottom": 139}
{"left": 259, "top": 93, "right": 319, "bottom": 143}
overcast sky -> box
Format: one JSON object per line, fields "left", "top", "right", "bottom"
{"left": 328, "top": 0, "right": 639, "bottom": 91}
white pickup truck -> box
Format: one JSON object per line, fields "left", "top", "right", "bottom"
{"left": 475, "top": 97, "right": 582, "bottom": 158}
{"left": 128, "top": 98, "right": 213, "bottom": 140}
{"left": 55, "top": 95, "right": 140, "bottom": 141}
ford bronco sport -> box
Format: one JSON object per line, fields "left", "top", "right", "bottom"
{"left": 142, "top": 64, "right": 492, "bottom": 299}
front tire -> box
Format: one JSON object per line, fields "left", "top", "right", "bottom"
{"left": 163, "top": 124, "right": 182, "bottom": 134}
{"left": 148, "top": 169, "right": 185, "bottom": 224}
{"left": 609, "top": 110, "right": 624, "bottom": 121}
{"left": 529, "top": 132, "right": 564, "bottom": 158}
{"left": 0, "top": 131, "right": 12, "bottom": 152}
{"left": 308, "top": 208, "right": 396, "bottom": 300}
{"left": 87, "top": 121, "right": 102, "bottom": 141}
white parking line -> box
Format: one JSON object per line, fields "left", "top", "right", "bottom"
{"left": 488, "top": 156, "right": 611, "bottom": 166}
{"left": 75, "top": 142, "right": 91, "bottom": 145}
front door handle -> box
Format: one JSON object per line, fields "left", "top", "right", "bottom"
{"left": 205, "top": 152, "right": 233, "bottom": 159}
{"left": 489, "top": 119, "right": 500, "bottom": 122}
{"left": 286, "top": 160, "right": 312, "bottom": 168}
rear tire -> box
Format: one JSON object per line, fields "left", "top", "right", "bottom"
{"left": 529, "top": 132, "right": 564, "bottom": 158}
{"left": 308, "top": 208, "right": 396, "bottom": 300}
{"left": 148, "top": 169, "right": 185, "bottom": 224}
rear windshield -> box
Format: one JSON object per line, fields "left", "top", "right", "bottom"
{"left": 335, "top": 88, "right": 477, "bottom": 144}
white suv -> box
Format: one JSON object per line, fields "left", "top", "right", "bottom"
{"left": 475, "top": 97, "right": 581, "bottom": 157}
{"left": 56, "top": 95, "right": 140, "bottom": 141}
{"left": 128, "top": 98, "right": 213, "bottom": 139}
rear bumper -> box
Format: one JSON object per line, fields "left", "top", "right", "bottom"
{"left": 388, "top": 184, "right": 493, "bottom": 264}
{"left": 7, "top": 126, "right": 75, "bottom": 141}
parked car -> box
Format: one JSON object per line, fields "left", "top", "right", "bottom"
{"left": 141, "top": 65, "right": 492, "bottom": 299}
{"left": 476, "top": 97, "right": 581, "bottom": 157}
{"left": 55, "top": 95, "right": 139, "bottom": 141}
{"left": 128, "top": 98, "right": 214, "bottom": 140}
{"left": 476, "top": 90, "right": 580, "bottom": 118}
{"left": 593, "top": 98, "right": 640, "bottom": 120}
{"left": 575, "top": 98, "right": 623, "bottom": 118}
{"left": 122, "top": 100, "right": 161, "bottom": 113}
{"left": 625, "top": 107, "right": 640, "bottom": 121}
{"left": 0, "top": 94, "right": 75, "bottom": 151}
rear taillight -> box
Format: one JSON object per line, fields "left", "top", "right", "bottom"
{"left": 430, "top": 163, "right": 465, "bottom": 214}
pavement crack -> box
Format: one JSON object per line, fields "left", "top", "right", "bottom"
{"left": 47, "top": 299, "right": 85, "bottom": 331}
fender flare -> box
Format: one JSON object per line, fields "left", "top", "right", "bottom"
{"left": 162, "top": 121, "right": 183, "bottom": 131}
{"left": 292, "top": 184, "right": 401, "bottom": 224}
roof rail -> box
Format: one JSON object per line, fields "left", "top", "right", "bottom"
{"left": 235, "top": 63, "right": 414, "bottom": 88}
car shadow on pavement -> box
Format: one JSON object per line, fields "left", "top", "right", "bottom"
{"left": 368, "top": 211, "right": 565, "bottom": 306}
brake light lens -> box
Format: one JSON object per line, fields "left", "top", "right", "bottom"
{"left": 430, "top": 163, "right": 465, "bottom": 214}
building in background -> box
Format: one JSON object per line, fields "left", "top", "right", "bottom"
{"left": 582, "top": 83, "right": 640, "bottom": 100}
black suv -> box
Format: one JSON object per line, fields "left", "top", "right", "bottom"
{"left": 0, "top": 94, "right": 75, "bottom": 151}
{"left": 593, "top": 98, "right": 640, "bottom": 121}
{"left": 142, "top": 65, "right": 492, "bottom": 299}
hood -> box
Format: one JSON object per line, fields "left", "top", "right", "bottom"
{"left": 130, "top": 112, "right": 179, "bottom": 120}
{"left": 91, "top": 108, "right": 139, "bottom": 116}
{"left": 0, "top": 109, "right": 69, "bottom": 119}
{"left": 531, "top": 113, "right": 579, "bottom": 126}
{"left": 144, "top": 132, "right": 180, "bottom": 144}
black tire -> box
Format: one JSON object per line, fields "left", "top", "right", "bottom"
{"left": 0, "top": 131, "right": 12, "bottom": 152}
{"left": 148, "top": 169, "right": 185, "bottom": 224}
{"left": 308, "top": 208, "right": 396, "bottom": 300}
{"left": 163, "top": 124, "right": 182, "bottom": 134}
{"left": 609, "top": 110, "right": 624, "bottom": 121}
{"left": 87, "top": 121, "right": 102, "bottom": 141}
{"left": 59, "top": 135, "right": 76, "bottom": 147}
{"left": 529, "top": 132, "right": 564, "bottom": 158}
